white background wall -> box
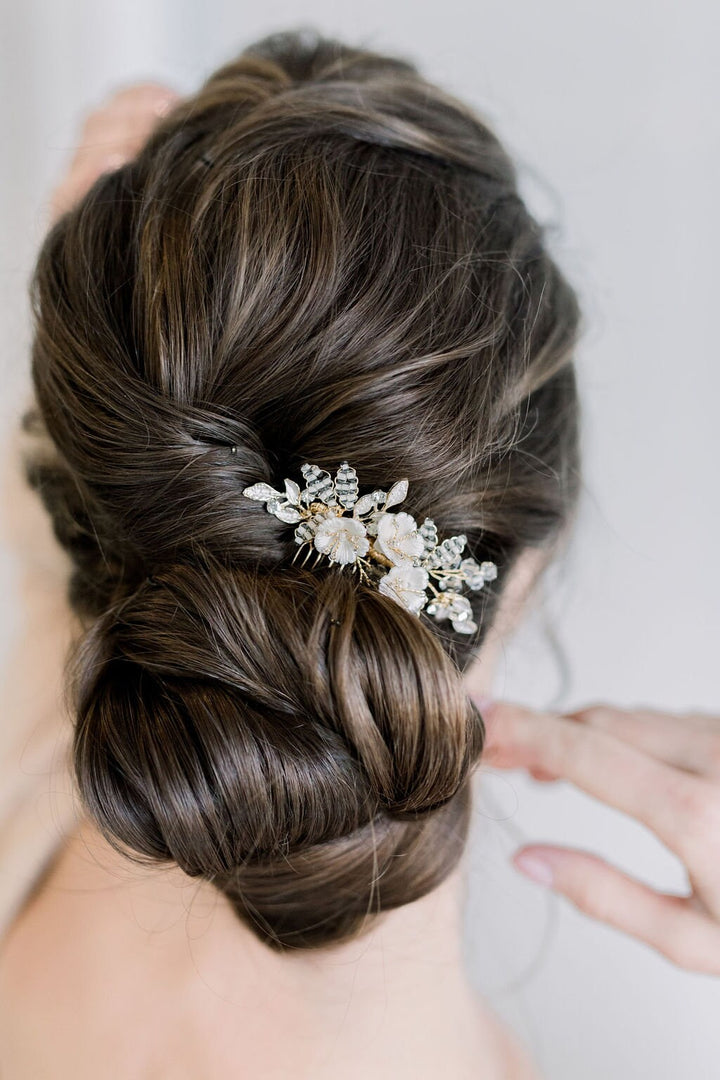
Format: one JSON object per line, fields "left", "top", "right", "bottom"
{"left": 1, "top": 2, "right": 718, "bottom": 1076}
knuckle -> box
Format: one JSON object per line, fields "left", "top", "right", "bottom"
{"left": 669, "top": 778, "right": 720, "bottom": 854}
{"left": 669, "top": 777, "right": 703, "bottom": 819}
{"left": 658, "top": 929, "right": 688, "bottom": 969}
{"left": 658, "top": 923, "right": 704, "bottom": 972}
{"left": 109, "top": 83, "right": 178, "bottom": 117}
{"left": 487, "top": 709, "right": 531, "bottom": 753}
{"left": 569, "top": 704, "right": 617, "bottom": 721}
{"left": 549, "top": 719, "right": 594, "bottom": 775}
{"left": 567, "top": 703, "right": 624, "bottom": 730}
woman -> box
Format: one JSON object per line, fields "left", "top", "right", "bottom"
{"left": 0, "top": 29, "right": 718, "bottom": 1078}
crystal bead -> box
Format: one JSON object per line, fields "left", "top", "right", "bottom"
{"left": 438, "top": 574, "right": 463, "bottom": 591}
{"left": 334, "top": 461, "right": 359, "bottom": 508}
{"left": 419, "top": 517, "right": 439, "bottom": 553}
{"left": 301, "top": 463, "right": 337, "bottom": 505}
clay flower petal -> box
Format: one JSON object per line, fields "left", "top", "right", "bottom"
{"left": 378, "top": 562, "right": 429, "bottom": 615}
{"left": 374, "top": 511, "right": 425, "bottom": 565}
{"left": 313, "top": 514, "right": 369, "bottom": 565}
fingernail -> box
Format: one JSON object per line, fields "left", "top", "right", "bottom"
{"left": 513, "top": 850, "right": 555, "bottom": 887}
{"left": 153, "top": 94, "right": 180, "bottom": 117}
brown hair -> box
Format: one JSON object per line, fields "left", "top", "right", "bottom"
{"left": 22, "top": 29, "right": 581, "bottom": 949}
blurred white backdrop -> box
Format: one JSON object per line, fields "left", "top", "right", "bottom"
{"left": 1, "top": 2, "right": 718, "bottom": 1077}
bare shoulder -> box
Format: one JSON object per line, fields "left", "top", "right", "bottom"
{"left": 0, "top": 819, "right": 183, "bottom": 1076}
{"left": 0, "top": 819, "right": 265, "bottom": 1077}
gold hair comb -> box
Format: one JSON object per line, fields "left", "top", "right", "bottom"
{"left": 242, "top": 461, "right": 497, "bottom": 634}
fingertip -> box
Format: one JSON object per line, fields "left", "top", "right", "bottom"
{"left": 528, "top": 766, "right": 559, "bottom": 783}
{"left": 512, "top": 848, "right": 556, "bottom": 887}
{"left": 152, "top": 92, "right": 181, "bottom": 118}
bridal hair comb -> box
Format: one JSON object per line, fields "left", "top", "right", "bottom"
{"left": 242, "top": 461, "right": 497, "bottom": 635}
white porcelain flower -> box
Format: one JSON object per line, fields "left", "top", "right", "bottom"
{"left": 313, "top": 514, "right": 370, "bottom": 565}
{"left": 378, "top": 562, "right": 430, "bottom": 615}
{"left": 373, "top": 512, "right": 425, "bottom": 566}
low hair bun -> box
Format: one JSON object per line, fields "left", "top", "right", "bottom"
{"left": 69, "top": 559, "right": 484, "bottom": 947}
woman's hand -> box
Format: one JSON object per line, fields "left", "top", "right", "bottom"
{"left": 479, "top": 700, "right": 720, "bottom": 974}
{"left": 47, "top": 81, "right": 181, "bottom": 226}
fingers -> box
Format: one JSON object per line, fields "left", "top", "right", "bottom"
{"left": 47, "top": 82, "right": 182, "bottom": 225}
{"left": 79, "top": 83, "right": 181, "bottom": 145}
{"left": 512, "top": 844, "right": 720, "bottom": 975}
{"left": 74, "top": 83, "right": 181, "bottom": 163}
{"left": 481, "top": 702, "right": 720, "bottom": 865}
{"left": 480, "top": 699, "right": 720, "bottom": 969}
{"left": 566, "top": 704, "right": 720, "bottom": 779}
{"left": 48, "top": 155, "right": 125, "bottom": 221}
{"left": 91, "top": 82, "right": 182, "bottom": 126}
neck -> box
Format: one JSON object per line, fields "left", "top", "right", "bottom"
{"left": 77, "top": 813, "right": 469, "bottom": 995}
{"left": 68, "top": 814, "right": 533, "bottom": 1077}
